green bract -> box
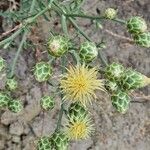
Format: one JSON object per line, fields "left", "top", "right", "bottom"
{"left": 0, "top": 56, "right": 5, "bottom": 72}
{"left": 122, "top": 69, "right": 144, "bottom": 90}
{"left": 40, "top": 96, "right": 55, "bottom": 111}
{"left": 79, "top": 41, "right": 98, "bottom": 62}
{"left": 105, "top": 62, "right": 125, "bottom": 81}
{"left": 111, "top": 91, "right": 130, "bottom": 113}
{"left": 133, "top": 32, "right": 150, "bottom": 48}
{"left": 105, "top": 80, "right": 119, "bottom": 93}
{"left": 51, "top": 131, "right": 69, "bottom": 150}
{"left": 127, "top": 16, "right": 147, "bottom": 34}
{"left": 47, "top": 35, "right": 70, "bottom": 57}
{"left": 6, "top": 78, "right": 18, "bottom": 91}
{"left": 8, "top": 100, "right": 23, "bottom": 113}
{"left": 0, "top": 92, "right": 10, "bottom": 108}
{"left": 104, "top": 8, "right": 117, "bottom": 19}
{"left": 68, "top": 102, "right": 87, "bottom": 119}
{"left": 34, "top": 62, "right": 52, "bottom": 82}
{"left": 37, "top": 136, "right": 52, "bottom": 150}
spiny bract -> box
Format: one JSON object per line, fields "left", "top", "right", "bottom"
{"left": 133, "top": 32, "right": 150, "bottom": 48}
{"left": 104, "top": 80, "right": 119, "bottom": 93}
{"left": 0, "top": 92, "right": 10, "bottom": 108}
{"left": 6, "top": 78, "right": 18, "bottom": 91}
{"left": 0, "top": 56, "right": 5, "bottom": 72}
{"left": 37, "top": 136, "right": 52, "bottom": 150}
{"left": 104, "top": 8, "right": 117, "bottom": 19}
{"left": 122, "top": 69, "right": 150, "bottom": 90}
{"left": 8, "top": 100, "right": 23, "bottom": 113}
{"left": 79, "top": 41, "right": 98, "bottom": 62}
{"left": 65, "top": 115, "right": 94, "bottom": 140}
{"left": 34, "top": 62, "right": 52, "bottom": 82}
{"left": 51, "top": 131, "right": 69, "bottom": 150}
{"left": 68, "top": 102, "right": 87, "bottom": 119}
{"left": 40, "top": 96, "right": 55, "bottom": 111}
{"left": 111, "top": 90, "right": 130, "bottom": 113}
{"left": 47, "top": 35, "right": 70, "bottom": 57}
{"left": 127, "top": 16, "right": 147, "bottom": 34}
{"left": 105, "top": 62, "right": 125, "bottom": 81}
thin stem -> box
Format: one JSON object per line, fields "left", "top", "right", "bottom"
{"left": 9, "top": 30, "right": 28, "bottom": 78}
{"left": 66, "top": 13, "right": 126, "bottom": 24}
{"left": 98, "top": 49, "right": 108, "bottom": 67}
{"left": 69, "top": 18, "right": 91, "bottom": 41}
{"left": 56, "top": 56, "right": 66, "bottom": 131}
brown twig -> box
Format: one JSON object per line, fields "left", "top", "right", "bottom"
{"left": 104, "top": 29, "right": 134, "bottom": 43}
{"left": 0, "top": 23, "right": 22, "bottom": 40}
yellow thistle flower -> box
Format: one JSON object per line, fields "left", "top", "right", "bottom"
{"left": 65, "top": 115, "right": 94, "bottom": 140}
{"left": 60, "top": 64, "right": 104, "bottom": 106}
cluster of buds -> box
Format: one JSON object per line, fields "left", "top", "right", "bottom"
{"left": 126, "top": 16, "right": 150, "bottom": 48}
{"left": 104, "top": 62, "right": 150, "bottom": 113}
{"left": 104, "top": 8, "right": 117, "bottom": 20}
{"left": 0, "top": 92, "right": 23, "bottom": 113}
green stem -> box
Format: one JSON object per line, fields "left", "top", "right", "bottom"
{"left": 66, "top": 14, "right": 126, "bottom": 24}
{"left": 0, "top": 0, "right": 54, "bottom": 47}
{"left": 69, "top": 18, "right": 91, "bottom": 41}
{"left": 9, "top": 31, "right": 28, "bottom": 78}
{"left": 56, "top": 56, "right": 66, "bottom": 131}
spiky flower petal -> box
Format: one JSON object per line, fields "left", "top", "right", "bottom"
{"left": 60, "top": 65, "right": 104, "bottom": 106}
{"left": 34, "top": 62, "right": 52, "bottom": 82}
{"left": 0, "top": 92, "right": 10, "bottom": 108}
{"left": 111, "top": 91, "right": 130, "bottom": 113}
{"left": 47, "top": 35, "right": 70, "bottom": 57}
{"left": 105, "top": 62, "right": 125, "bottom": 81}
{"left": 0, "top": 56, "right": 5, "bottom": 72}
{"left": 104, "top": 8, "right": 117, "bottom": 19}
{"left": 8, "top": 100, "right": 23, "bottom": 113}
{"left": 6, "top": 78, "right": 18, "bottom": 91}
{"left": 79, "top": 41, "right": 98, "bottom": 63}
{"left": 122, "top": 69, "right": 150, "bottom": 90}
{"left": 37, "top": 136, "right": 52, "bottom": 150}
{"left": 66, "top": 115, "right": 94, "bottom": 140}
{"left": 51, "top": 131, "right": 69, "bottom": 150}
{"left": 127, "top": 16, "right": 147, "bottom": 34}
{"left": 133, "top": 32, "right": 150, "bottom": 48}
{"left": 40, "top": 96, "right": 55, "bottom": 111}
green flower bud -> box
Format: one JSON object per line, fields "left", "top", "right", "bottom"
{"left": 104, "top": 80, "right": 119, "bottom": 93}
{"left": 122, "top": 69, "right": 150, "bottom": 90}
{"left": 37, "top": 136, "right": 52, "bottom": 150}
{"left": 111, "top": 91, "right": 130, "bottom": 113}
{"left": 47, "top": 35, "right": 70, "bottom": 57}
{"left": 6, "top": 78, "right": 18, "bottom": 91}
{"left": 105, "top": 62, "right": 125, "bottom": 81}
{"left": 79, "top": 41, "right": 98, "bottom": 63}
{"left": 68, "top": 102, "right": 87, "bottom": 120}
{"left": 104, "top": 8, "right": 117, "bottom": 19}
{"left": 40, "top": 96, "right": 55, "bottom": 111}
{"left": 127, "top": 16, "right": 147, "bottom": 34}
{"left": 51, "top": 131, "right": 69, "bottom": 150}
{"left": 133, "top": 32, "right": 150, "bottom": 48}
{"left": 8, "top": 100, "right": 23, "bottom": 113}
{"left": 0, "top": 56, "right": 5, "bottom": 72}
{"left": 34, "top": 62, "right": 52, "bottom": 82}
{"left": 0, "top": 92, "right": 10, "bottom": 108}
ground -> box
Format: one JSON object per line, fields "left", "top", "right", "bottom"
{"left": 0, "top": 0, "right": 150, "bottom": 150}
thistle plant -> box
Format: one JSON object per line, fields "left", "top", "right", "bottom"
{"left": 0, "top": 0, "right": 150, "bottom": 149}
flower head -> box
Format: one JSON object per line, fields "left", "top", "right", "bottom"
{"left": 65, "top": 115, "right": 94, "bottom": 140}
{"left": 60, "top": 64, "right": 104, "bottom": 106}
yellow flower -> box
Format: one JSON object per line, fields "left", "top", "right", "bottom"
{"left": 60, "top": 64, "right": 104, "bottom": 106}
{"left": 65, "top": 115, "right": 94, "bottom": 140}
